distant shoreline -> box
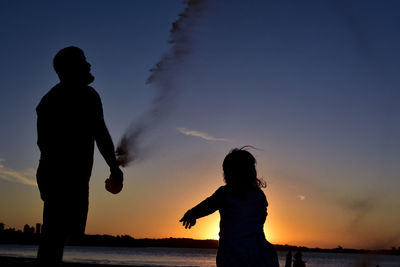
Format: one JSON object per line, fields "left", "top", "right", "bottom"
{"left": 1, "top": 228, "right": 399, "bottom": 256}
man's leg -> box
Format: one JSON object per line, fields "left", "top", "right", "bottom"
{"left": 36, "top": 183, "right": 89, "bottom": 266}
{"left": 36, "top": 201, "right": 67, "bottom": 267}
{"left": 37, "top": 232, "right": 66, "bottom": 266}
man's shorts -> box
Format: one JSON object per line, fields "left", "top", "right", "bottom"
{"left": 41, "top": 184, "right": 89, "bottom": 237}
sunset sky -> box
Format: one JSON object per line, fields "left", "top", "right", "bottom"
{"left": 1, "top": 0, "right": 400, "bottom": 250}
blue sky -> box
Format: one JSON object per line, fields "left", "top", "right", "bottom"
{"left": 0, "top": 0, "right": 399, "bottom": 248}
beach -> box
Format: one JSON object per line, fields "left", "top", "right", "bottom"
{"left": 1, "top": 245, "right": 399, "bottom": 267}
{"left": 0, "top": 256, "right": 152, "bottom": 267}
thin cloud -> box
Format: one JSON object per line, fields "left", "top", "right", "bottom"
{"left": 0, "top": 159, "right": 37, "bottom": 187}
{"left": 298, "top": 195, "right": 306, "bottom": 201}
{"left": 340, "top": 196, "right": 375, "bottom": 229}
{"left": 177, "top": 127, "right": 231, "bottom": 142}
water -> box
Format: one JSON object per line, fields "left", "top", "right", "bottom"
{"left": 0, "top": 244, "right": 399, "bottom": 266}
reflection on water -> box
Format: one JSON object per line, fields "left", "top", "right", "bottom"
{"left": 0, "top": 244, "right": 399, "bottom": 266}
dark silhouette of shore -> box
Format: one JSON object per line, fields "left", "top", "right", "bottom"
{"left": 1, "top": 223, "right": 399, "bottom": 255}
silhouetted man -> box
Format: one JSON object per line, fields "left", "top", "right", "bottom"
{"left": 36, "top": 46, "right": 123, "bottom": 266}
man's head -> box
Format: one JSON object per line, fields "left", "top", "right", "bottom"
{"left": 53, "top": 46, "right": 94, "bottom": 85}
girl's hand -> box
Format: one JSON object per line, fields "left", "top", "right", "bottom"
{"left": 179, "top": 211, "right": 196, "bottom": 229}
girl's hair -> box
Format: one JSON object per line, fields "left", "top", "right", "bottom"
{"left": 222, "top": 146, "right": 266, "bottom": 189}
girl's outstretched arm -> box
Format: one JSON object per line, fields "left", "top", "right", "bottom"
{"left": 180, "top": 186, "right": 225, "bottom": 229}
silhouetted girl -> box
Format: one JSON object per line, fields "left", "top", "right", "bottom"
{"left": 180, "top": 147, "right": 279, "bottom": 267}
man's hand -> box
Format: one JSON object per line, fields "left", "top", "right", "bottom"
{"left": 179, "top": 211, "right": 196, "bottom": 229}
{"left": 110, "top": 167, "right": 123, "bottom": 184}
{"left": 105, "top": 167, "right": 123, "bottom": 194}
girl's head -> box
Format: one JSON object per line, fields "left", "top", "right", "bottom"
{"left": 222, "top": 147, "right": 266, "bottom": 189}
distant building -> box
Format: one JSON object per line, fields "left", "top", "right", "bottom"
{"left": 36, "top": 223, "right": 41, "bottom": 235}
{"left": 0, "top": 223, "right": 4, "bottom": 231}
{"left": 23, "top": 224, "right": 35, "bottom": 235}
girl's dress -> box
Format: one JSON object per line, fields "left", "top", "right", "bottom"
{"left": 188, "top": 185, "right": 279, "bottom": 267}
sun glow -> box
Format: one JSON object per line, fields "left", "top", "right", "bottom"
{"left": 210, "top": 221, "right": 220, "bottom": 240}
{"left": 202, "top": 213, "right": 220, "bottom": 240}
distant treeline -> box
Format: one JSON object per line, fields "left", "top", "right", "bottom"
{"left": 0, "top": 223, "right": 218, "bottom": 249}
{"left": 1, "top": 223, "right": 399, "bottom": 256}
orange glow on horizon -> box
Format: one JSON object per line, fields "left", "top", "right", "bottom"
{"left": 204, "top": 215, "right": 220, "bottom": 240}
{"left": 11, "top": 165, "right": 397, "bottom": 251}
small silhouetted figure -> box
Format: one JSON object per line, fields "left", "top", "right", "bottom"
{"left": 180, "top": 147, "right": 279, "bottom": 267}
{"left": 285, "top": 250, "right": 292, "bottom": 267}
{"left": 36, "top": 46, "right": 123, "bottom": 266}
{"left": 293, "top": 251, "right": 306, "bottom": 267}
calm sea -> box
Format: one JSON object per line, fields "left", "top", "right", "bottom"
{"left": 0, "top": 244, "right": 399, "bottom": 267}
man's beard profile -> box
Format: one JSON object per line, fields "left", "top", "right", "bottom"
{"left": 86, "top": 73, "right": 95, "bottom": 85}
